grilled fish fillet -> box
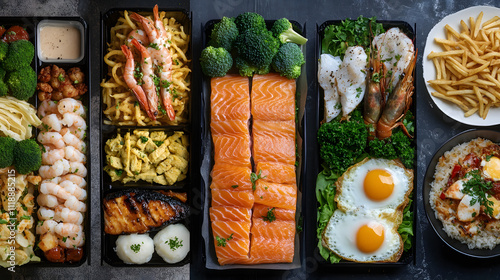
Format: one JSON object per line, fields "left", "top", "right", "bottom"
{"left": 103, "top": 189, "right": 189, "bottom": 235}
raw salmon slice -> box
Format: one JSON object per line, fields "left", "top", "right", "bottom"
{"left": 210, "top": 206, "right": 251, "bottom": 222}
{"left": 211, "top": 75, "right": 250, "bottom": 122}
{"left": 254, "top": 181, "right": 296, "bottom": 210}
{"left": 251, "top": 218, "right": 295, "bottom": 239}
{"left": 212, "top": 189, "right": 254, "bottom": 208}
{"left": 210, "top": 163, "right": 252, "bottom": 191}
{"left": 211, "top": 119, "right": 249, "bottom": 135}
{"left": 252, "top": 204, "right": 295, "bottom": 221}
{"left": 253, "top": 130, "right": 295, "bottom": 166}
{"left": 253, "top": 120, "right": 295, "bottom": 137}
{"left": 213, "top": 238, "right": 250, "bottom": 265}
{"left": 212, "top": 220, "right": 251, "bottom": 240}
{"left": 256, "top": 162, "right": 296, "bottom": 184}
{"left": 247, "top": 236, "right": 295, "bottom": 264}
{"left": 212, "top": 133, "right": 251, "bottom": 168}
{"left": 251, "top": 73, "right": 295, "bottom": 121}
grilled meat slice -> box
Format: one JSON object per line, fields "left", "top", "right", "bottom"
{"left": 156, "top": 190, "right": 188, "bottom": 203}
{"left": 103, "top": 189, "right": 189, "bottom": 235}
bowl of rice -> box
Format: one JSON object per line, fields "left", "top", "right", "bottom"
{"left": 423, "top": 129, "right": 500, "bottom": 258}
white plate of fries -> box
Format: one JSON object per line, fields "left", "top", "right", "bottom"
{"left": 424, "top": 6, "right": 500, "bottom": 126}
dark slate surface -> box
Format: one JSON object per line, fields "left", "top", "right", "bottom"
{"left": 2, "top": 0, "right": 500, "bottom": 279}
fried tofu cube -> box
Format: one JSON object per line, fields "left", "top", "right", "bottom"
{"left": 149, "top": 143, "right": 170, "bottom": 164}
{"left": 156, "top": 160, "right": 171, "bottom": 175}
{"left": 164, "top": 167, "right": 182, "bottom": 185}
{"left": 169, "top": 154, "right": 188, "bottom": 171}
{"left": 169, "top": 142, "right": 188, "bottom": 159}
{"left": 108, "top": 156, "right": 123, "bottom": 170}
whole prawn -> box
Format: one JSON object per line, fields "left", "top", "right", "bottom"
{"left": 363, "top": 43, "right": 386, "bottom": 139}
{"left": 131, "top": 39, "right": 159, "bottom": 119}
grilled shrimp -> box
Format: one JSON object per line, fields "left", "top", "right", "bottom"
{"left": 54, "top": 205, "right": 83, "bottom": 225}
{"left": 36, "top": 219, "right": 58, "bottom": 235}
{"left": 131, "top": 39, "right": 159, "bottom": 118}
{"left": 58, "top": 98, "right": 86, "bottom": 118}
{"left": 38, "top": 132, "right": 65, "bottom": 149}
{"left": 37, "top": 193, "right": 60, "bottom": 208}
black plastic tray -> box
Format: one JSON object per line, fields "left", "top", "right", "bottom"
{"left": 99, "top": 8, "right": 193, "bottom": 267}
{"left": 311, "top": 19, "right": 417, "bottom": 267}
{"left": 199, "top": 19, "right": 307, "bottom": 270}
{"left": 0, "top": 16, "right": 91, "bottom": 267}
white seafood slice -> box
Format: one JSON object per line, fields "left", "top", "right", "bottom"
{"left": 318, "top": 54, "right": 342, "bottom": 122}
{"left": 336, "top": 46, "right": 367, "bottom": 117}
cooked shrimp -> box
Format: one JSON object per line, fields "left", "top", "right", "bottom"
{"left": 39, "top": 159, "right": 70, "bottom": 179}
{"left": 60, "top": 174, "right": 86, "bottom": 189}
{"left": 42, "top": 176, "right": 61, "bottom": 185}
{"left": 60, "top": 180, "right": 87, "bottom": 201}
{"left": 64, "top": 196, "right": 86, "bottom": 213}
{"left": 64, "top": 146, "right": 86, "bottom": 163}
{"left": 38, "top": 100, "right": 59, "bottom": 117}
{"left": 131, "top": 39, "right": 159, "bottom": 119}
{"left": 54, "top": 205, "right": 83, "bottom": 225}
{"left": 41, "top": 114, "right": 63, "bottom": 132}
{"left": 36, "top": 219, "right": 58, "bottom": 235}
{"left": 37, "top": 193, "right": 60, "bottom": 208}
{"left": 42, "top": 147, "right": 65, "bottom": 165}
{"left": 58, "top": 230, "right": 84, "bottom": 249}
{"left": 58, "top": 98, "right": 86, "bottom": 118}
{"left": 39, "top": 181, "right": 72, "bottom": 201}
{"left": 60, "top": 126, "right": 85, "bottom": 140}
{"left": 55, "top": 222, "right": 82, "bottom": 238}
{"left": 37, "top": 206, "right": 55, "bottom": 221}
{"left": 61, "top": 131, "right": 86, "bottom": 152}
{"left": 121, "top": 44, "right": 155, "bottom": 120}
{"left": 127, "top": 28, "right": 149, "bottom": 46}
{"left": 38, "top": 132, "right": 65, "bottom": 149}
{"left": 61, "top": 113, "right": 86, "bottom": 131}
{"left": 68, "top": 162, "right": 87, "bottom": 178}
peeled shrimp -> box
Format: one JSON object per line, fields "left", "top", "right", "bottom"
{"left": 54, "top": 205, "right": 83, "bottom": 225}
{"left": 55, "top": 222, "right": 82, "bottom": 238}
{"left": 60, "top": 174, "right": 86, "bottom": 189}
{"left": 39, "top": 181, "right": 72, "bottom": 201}
{"left": 38, "top": 132, "right": 65, "bottom": 149}
{"left": 127, "top": 28, "right": 149, "bottom": 46}
{"left": 61, "top": 113, "right": 86, "bottom": 131}
{"left": 64, "top": 196, "right": 86, "bottom": 213}
{"left": 36, "top": 219, "right": 58, "bottom": 235}
{"left": 37, "top": 193, "right": 59, "bottom": 208}
{"left": 41, "top": 114, "right": 63, "bottom": 132}
{"left": 58, "top": 230, "right": 84, "bottom": 249}
{"left": 38, "top": 100, "right": 59, "bottom": 118}
{"left": 42, "top": 176, "right": 61, "bottom": 185}
{"left": 37, "top": 206, "right": 55, "bottom": 221}
{"left": 58, "top": 98, "right": 86, "bottom": 118}
{"left": 42, "top": 147, "right": 65, "bottom": 165}
{"left": 60, "top": 126, "right": 86, "bottom": 140}
{"left": 62, "top": 131, "right": 86, "bottom": 152}
{"left": 64, "top": 146, "right": 86, "bottom": 163}
{"left": 60, "top": 180, "right": 87, "bottom": 201}
{"left": 39, "top": 159, "right": 70, "bottom": 179}
{"left": 68, "top": 162, "right": 87, "bottom": 178}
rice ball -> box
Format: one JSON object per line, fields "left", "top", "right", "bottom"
{"left": 153, "top": 224, "right": 190, "bottom": 263}
{"left": 115, "top": 234, "right": 154, "bottom": 264}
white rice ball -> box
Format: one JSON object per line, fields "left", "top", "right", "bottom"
{"left": 153, "top": 224, "right": 190, "bottom": 263}
{"left": 115, "top": 234, "right": 154, "bottom": 264}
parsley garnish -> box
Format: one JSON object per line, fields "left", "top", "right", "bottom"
{"left": 58, "top": 73, "right": 65, "bottom": 82}
{"left": 130, "top": 243, "right": 141, "bottom": 253}
{"left": 149, "top": 43, "right": 160, "bottom": 50}
{"left": 231, "top": 185, "right": 238, "bottom": 189}
{"left": 262, "top": 207, "right": 276, "bottom": 223}
{"left": 486, "top": 155, "right": 493, "bottom": 162}
{"left": 355, "top": 87, "right": 362, "bottom": 98}
{"left": 250, "top": 170, "right": 267, "bottom": 191}
{"left": 463, "top": 170, "right": 494, "bottom": 216}
{"left": 154, "top": 140, "right": 164, "bottom": 146}
{"left": 115, "top": 169, "right": 123, "bottom": 176}
{"left": 139, "top": 136, "right": 148, "bottom": 143}
{"left": 216, "top": 233, "right": 234, "bottom": 247}
{"left": 166, "top": 236, "right": 183, "bottom": 251}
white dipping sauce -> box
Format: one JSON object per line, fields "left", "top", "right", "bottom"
{"left": 40, "top": 25, "right": 81, "bottom": 60}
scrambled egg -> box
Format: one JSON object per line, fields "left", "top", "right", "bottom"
{"left": 104, "top": 130, "right": 189, "bottom": 185}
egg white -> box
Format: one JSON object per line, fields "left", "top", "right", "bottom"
{"left": 335, "top": 158, "right": 413, "bottom": 212}
{"left": 322, "top": 208, "right": 403, "bottom": 263}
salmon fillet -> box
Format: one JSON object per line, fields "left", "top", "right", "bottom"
{"left": 256, "top": 162, "right": 296, "bottom": 184}
{"left": 252, "top": 204, "right": 295, "bottom": 221}
{"left": 251, "top": 73, "right": 295, "bottom": 121}
{"left": 253, "top": 130, "right": 295, "bottom": 165}
{"left": 210, "top": 163, "right": 252, "bottom": 191}
{"left": 253, "top": 120, "right": 295, "bottom": 137}
{"left": 212, "top": 133, "right": 251, "bottom": 168}
{"left": 212, "top": 220, "right": 251, "bottom": 240}
{"left": 211, "top": 189, "right": 254, "bottom": 208}
{"left": 246, "top": 236, "right": 295, "bottom": 264}
{"left": 212, "top": 238, "right": 250, "bottom": 265}
{"left": 254, "top": 181, "right": 296, "bottom": 210}
{"left": 251, "top": 218, "right": 295, "bottom": 239}
{"left": 210, "top": 206, "right": 251, "bottom": 222}
{"left": 211, "top": 120, "right": 249, "bottom": 135}
{"left": 211, "top": 75, "right": 250, "bottom": 122}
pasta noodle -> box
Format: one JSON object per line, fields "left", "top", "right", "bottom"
{"left": 101, "top": 10, "right": 191, "bottom": 126}
{"left": 0, "top": 96, "right": 41, "bottom": 141}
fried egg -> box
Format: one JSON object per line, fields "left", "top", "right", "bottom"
{"left": 481, "top": 155, "right": 500, "bottom": 181}
{"left": 335, "top": 158, "right": 413, "bottom": 212}
{"left": 322, "top": 208, "right": 403, "bottom": 263}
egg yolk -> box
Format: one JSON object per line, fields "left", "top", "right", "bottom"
{"left": 484, "top": 156, "right": 500, "bottom": 180}
{"left": 356, "top": 222, "right": 385, "bottom": 253}
{"left": 363, "top": 169, "right": 394, "bottom": 201}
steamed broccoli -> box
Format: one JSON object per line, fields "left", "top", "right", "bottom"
{"left": 13, "top": 139, "right": 42, "bottom": 174}
{"left": 368, "top": 130, "right": 414, "bottom": 169}
{"left": 6, "top": 66, "right": 37, "bottom": 100}
{"left": 0, "top": 41, "right": 8, "bottom": 61}
{"left": 271, "top": 43, "right": 304, "bottom": 79}
{"left": 209, "top": 17, "right": 239, "bottom": 51}
{"left": 271, "top": 18, "right": 307, "bottom": 45}
{"left": 235, "top": 57, "right": 269, "bottom": 77}
{"left": 317, "top": 110, "right": 368, "bottom": 174}
{"left": 2, "top": 40, "right": 34, "bottom": 72}
{"left": 0, "top": 136, "right": 16, "bottom": 168}
{"left": 234, "top": 12, "right": 266, "bottom": 33}
{"left": 0, "top": 67, "right": 5, "bottom": 81}
{"left": 0, "top": 80, "right": 7, "bottom": 97}
{"left": 234, "top": 29, "right": 279, "bottom": 69}
{"left": 200, "top": 46, "right": 233, "bottom": 77}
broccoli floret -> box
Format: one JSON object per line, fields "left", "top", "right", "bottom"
{"left": 2, "top": 40, "right": 34, "bottom": 72}
{"left": 200, "top": 46, "right": 233, "bottom": 77}
{"left": 318, "top": 110, "right": 368, "bottom": 174}
{"left": 6, "top": 66, "right": 37, "bottom": 100}
{"left": 235, "top": 57, "right": 269, "bottom": 77}
{"left": 271, "top": 43, "right": 305, "bottom": 79}
{"left": 0, "top": 41, "right": 8, "bottom": 61}
{"left": 209, "top": 17, "right": 239, "bottom": 51}
{"left": 271, "top": 18, "right": 307, "bottom": 45}
{"left": 0, "top": 67, "right": 6, "bottom": 81}
{"left": 234, "top": 12, "right": 266, "bottom": 33}
{"left": 234, "top": 29, "right": 279, "bottom": 69}
{"left": 0, "top": 136, "right": 16, "bottom": 168}
{"left": 368, "top": 130, "right": 414, "bottom": 169}
{"left": 368, "top": 138, "right": 398, "bottom": 159}
{"left": 0, "top": 80, "right": 7, "bottom": 97}
{"left": 13, "top": 139, "right": 41, "bottom": 174}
